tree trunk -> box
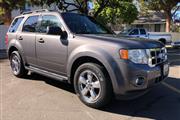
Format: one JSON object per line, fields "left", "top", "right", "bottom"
{"left": 3, "top": 9, "right": 12, "bottom": 25}
{"left": 84, "top": 1, "right": 88, "bottom": 15}
{"left": 165, "top": 11, "right": 171, "bottom": 32}
{"left": 166, "top": 15, "right": 171, "bottom": 32}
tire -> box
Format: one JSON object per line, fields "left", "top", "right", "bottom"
{"left": 74, "top": 63, "right": 113, "bottom": 108}
{"left": 10, "top": 51, "right": 28, "bottom": 77}
{"left": 159, "top": 39, "right": 166, "bottom": 45}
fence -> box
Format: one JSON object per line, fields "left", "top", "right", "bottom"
{"left": 0, "top": 25, "right": 9, "bottom": 50}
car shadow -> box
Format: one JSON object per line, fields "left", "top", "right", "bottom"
{"left": 24, "top": 72, "right": 180, "bottom": 120}
{"left": 167, "top": 48, "right": 180, "bottom": 67}
{"left": 101, "top": 77, "right": 180, "bottom": 120}
{"left": 24, "top": 72, "right": 75, "bottom": 93}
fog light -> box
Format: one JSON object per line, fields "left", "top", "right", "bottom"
{"left": 135, "top": 77, "right": 145, "bottom": 86}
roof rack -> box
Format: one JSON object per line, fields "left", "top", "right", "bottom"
{"left": 22, "top": 9, "right": 49, "bottom": 15}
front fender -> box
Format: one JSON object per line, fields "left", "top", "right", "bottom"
{"left": 67, "top": 45, "right": 126, "bottom": 94}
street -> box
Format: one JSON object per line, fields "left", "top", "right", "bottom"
{"left": 0, "top": 49, "right": 180, "bottom": 120}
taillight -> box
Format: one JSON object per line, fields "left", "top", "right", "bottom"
{"left": 5, "top": 34, "right": 8, "bottom": 46}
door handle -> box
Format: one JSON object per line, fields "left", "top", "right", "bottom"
{"left": 38, "top": 38, "right": 45, "bottom": 43}
{"left": 18, "top": 36, "right": 23, "bottom": 40}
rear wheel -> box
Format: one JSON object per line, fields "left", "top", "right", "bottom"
{"left": 10, "top": 51, "right": 28, "bottom": 77}
{"left": 159, "top": 39, "right": 166, "bottom": 45}
{"left": 74, "top": 63, "right": 113, "bottom": 108}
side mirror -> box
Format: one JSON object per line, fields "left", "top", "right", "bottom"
{"left": 61, "top": 31, "right": 68, "bottom": 40}
{"left": 47, "top": 26, "right": 63, "bottom": 35}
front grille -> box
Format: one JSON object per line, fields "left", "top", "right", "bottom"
{"left": 148, "top": 47, "right": 167, "bottom": 67}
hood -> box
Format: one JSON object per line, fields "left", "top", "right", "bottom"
{"left": 76, "top": 34, "right": 164, "bottom": 49}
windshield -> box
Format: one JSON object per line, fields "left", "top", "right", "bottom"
{"left": 120, "top": 28, "right": 132, "bottom": 34}
{"left": 61, "top": 13, "right": 113, "bottom": 34}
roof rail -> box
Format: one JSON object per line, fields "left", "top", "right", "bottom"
{"left": 22, "top": 9, "right": 49, "bottom": 15}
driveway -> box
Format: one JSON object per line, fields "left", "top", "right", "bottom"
{"left": 0, "top": 49, "right": 180, "bottom": 120}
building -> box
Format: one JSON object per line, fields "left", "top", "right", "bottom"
{"left": 131, "top": 11, "right": 166, "bottom": 32}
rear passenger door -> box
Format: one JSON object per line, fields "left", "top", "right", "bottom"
{"left": 36, "top": 14, "right": 67, "bottom": 75}
{"left": 17, "top": 15, "right": 39, "bottom": 66}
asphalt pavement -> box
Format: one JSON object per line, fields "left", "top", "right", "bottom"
{"left": 0, "top": 48, "right": 180, "bottom": 120}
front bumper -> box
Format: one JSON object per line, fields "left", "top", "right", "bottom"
{"left": 113, "top": 59, "right": 169, "bottom": 98}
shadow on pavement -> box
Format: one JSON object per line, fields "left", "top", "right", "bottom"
{"left": 0, "top": 50, "right": 7, "bottom": 59}
{"left": 100, "top": 77, "right": 180, "bottom": 120}
{"left": 25, "top": 72, "right": 180, "bottom": 120}
{"left": 24, "top": 72, "right": 75, "bottom": 94}
{"left": 167, "top": 48, "right": 180, "bottom": 67}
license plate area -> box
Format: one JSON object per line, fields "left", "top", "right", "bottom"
{"left": 163, "top": 63, "right": 169, "bottom": 76}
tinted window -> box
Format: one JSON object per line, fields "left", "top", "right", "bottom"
{"left": 140, "top": 29, "right": 146, "bottom": 35}
{"left": 9, "top": 17, "right": 24, "bottom": 33}
{"left": 22, "top": 16, "right": 39, "bottom": 32}
{"left": 61, "top": 13, "right": 113, "bottom": 34}
{"left": 38, "top": 15, "right": 62, "bottom": 33}
{"left": 129, "top": 29, "right": 139, "bottom": 35}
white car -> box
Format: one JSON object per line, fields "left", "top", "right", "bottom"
{"left": 171, "top": 40, "right": 180, "bottom": 48}
{"left": 118, "top": 28, "right": 172, "bottom": 45}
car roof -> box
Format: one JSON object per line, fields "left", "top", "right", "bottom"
{"left": 16, "top": 9, "right": 84, "bottom": 18}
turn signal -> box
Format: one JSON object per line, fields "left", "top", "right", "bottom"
{"left": 120, "top": 49, "right": 128, "bottom": 59}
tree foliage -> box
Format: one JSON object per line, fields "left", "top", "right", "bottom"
{"left": 42, "top": 0, "right": 138, "bottom": 26}
{"left": 95, "top": 1, "right": 138, "bottom": 25}
{"left": 140, "top": 0, "right": 179, "bottom": 32}
{"left": 0, "top": 0, "right": 138, "bottom": 26}
{"left": 0, "top": 0, "right": 41, "bottom": 24}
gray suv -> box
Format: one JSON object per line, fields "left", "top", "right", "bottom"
{"left": 7, "top": 9, "right": 169, "bottom": 108}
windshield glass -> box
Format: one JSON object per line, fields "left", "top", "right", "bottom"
{"left": 120, "top": 28, "right": 132, "bottom": 34}
{"left": 61, "top": 13, "right": 113, "bottom": 34}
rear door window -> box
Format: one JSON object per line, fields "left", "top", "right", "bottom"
{"left": 9, "top": 17, "right": 24, "bottom": 33}
{"left": 140, "top": 29, "right": 146, "bottom": 35}
{"left": 22, "top": 16, "right": 39, "bottom": 32}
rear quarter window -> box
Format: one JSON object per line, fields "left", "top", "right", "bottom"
{"left": 9, "top": 17, "right": 24, "bottom": 33}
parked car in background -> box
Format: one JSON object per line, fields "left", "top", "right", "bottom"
{"left": 171, "top": 40, "right": 180, "bottom": 48}
{"left": 118, "top": 28, "right": 172, "bottom": 45}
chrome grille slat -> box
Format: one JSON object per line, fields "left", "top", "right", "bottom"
{"left": 148, "top": 47, "right": 167, "bottom": 67}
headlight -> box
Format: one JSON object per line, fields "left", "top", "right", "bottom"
{"left": 129, "top": 49, "right": 148, "bottom": 64}
{"left": 120, "top": 49, "right": 148, "bottom": 64}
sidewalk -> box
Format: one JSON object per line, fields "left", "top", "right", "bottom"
{"left": 0, "top": 49, "right": 7, "bottom": 59}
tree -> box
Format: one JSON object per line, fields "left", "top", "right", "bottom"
{"left": 95, "top": 1, "right": 138, "bottom": 26}
{"left": 0, "top": 0, "right": 41, "bottom": 25}
{"left": 141, "top": 0, "right": 180, "bottom": 32}
{"left": 42, "top": 0, "right": 138, "bottom": 27}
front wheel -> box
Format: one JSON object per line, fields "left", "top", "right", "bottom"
{"left": 10, "top": 51, "right": 28, "bottom": 77}
{"left": 74, "top": 63, "right": 113, "bottom": 108}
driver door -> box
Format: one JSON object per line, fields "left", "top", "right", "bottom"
{"left": 36, "top": 14, "right": 67, "bottom": 75}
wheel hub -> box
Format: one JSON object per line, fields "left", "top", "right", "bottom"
{"left": 78, "top": 70, "right": 101, "bottom": 103}
{"left": 11, "top": 54, "right": 20, "bottom": 75}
